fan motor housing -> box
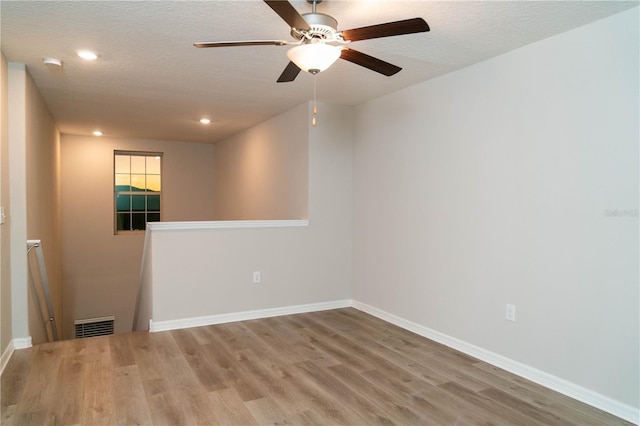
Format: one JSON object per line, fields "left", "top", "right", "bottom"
{"left": 292, "top": 13, "right": 338, "bottom": 40}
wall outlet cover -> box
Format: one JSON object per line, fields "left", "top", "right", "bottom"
{"left": 506, "top": 304, "right": 516, "bottom": 322}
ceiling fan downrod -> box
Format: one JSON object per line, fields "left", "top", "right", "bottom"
{"left": 307, "top": 0, "right": 322, "bottom": 14}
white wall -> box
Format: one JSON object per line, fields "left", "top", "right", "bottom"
{"left": 7, "top": 64, "right": 29, "bottom": 345}
{"left": 214, "top": 103, "right": 308, "bottom": 220}
{"left": 60, "top": 135, "right": 216, "bottom": 337}
{"left": 0, "top": 53, "right": 12, "bottom": 357}
{"left": 353, "top": 8, "right": 638, "bottom": 411}
{"left": 144, "top": 102, "right": 353, "bottom": 325}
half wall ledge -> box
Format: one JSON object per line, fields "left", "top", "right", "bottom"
{"left": 147, "top": 220, "right": 310, "bottom": 231}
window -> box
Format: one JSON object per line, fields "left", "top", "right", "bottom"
{"left": 114, "top": 151, "right": 162, "bottom": 232}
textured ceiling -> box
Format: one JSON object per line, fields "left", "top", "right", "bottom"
{"left": 1, "top": 0, "right": 637, "bottom": 143}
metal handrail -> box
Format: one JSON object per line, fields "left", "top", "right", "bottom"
{"left": 26, "top": 240, "right": 59, "bottom": 342}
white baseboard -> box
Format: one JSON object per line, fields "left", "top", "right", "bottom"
{"left": 1, "top": 336, "right": 32, "bottom": 376}
{"left": 351, "top": 300, "right": 639, "bottom": 425}
{"left": 12, "top": 336, "right": 33, "bottom": 350}
{"left": 149, "top": 299, "right": 352, "bottom": 332}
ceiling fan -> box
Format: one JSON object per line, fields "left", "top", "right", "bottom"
{"left": 194, "top": 0, "right": 430, "bottom": 83}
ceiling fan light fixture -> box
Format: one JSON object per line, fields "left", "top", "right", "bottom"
{"left": 286, "top": 41, "right": 341, "bottom": 74}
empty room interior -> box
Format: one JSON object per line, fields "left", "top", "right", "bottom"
{"left": 1, "top": 0, "right": 638, "bottom": 424}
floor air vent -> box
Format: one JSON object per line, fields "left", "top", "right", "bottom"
{"left": 74, "top": 316, "right": 115, "bottom": 338}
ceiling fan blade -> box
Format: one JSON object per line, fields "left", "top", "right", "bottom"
{"left": 264, "top": 0, "right": 310, "bottom": 30}
{"left": 340, "top": 49, "right": 402, "bottom": 76}
{"left": 277, "top": 61, "right": 302, "bottom": 83}
{"left": 194, "top": 40, "right": 290, "bottom": 48}
{"left": 341, "top": 17, "right": 429, "bottom": 42}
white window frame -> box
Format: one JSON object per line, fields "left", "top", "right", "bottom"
{"left": 114, "top": 151, "right": 163, "bottom": 234}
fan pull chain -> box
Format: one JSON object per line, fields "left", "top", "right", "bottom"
{"left": 312, "top": 75, "right": 317, "bottom": 127}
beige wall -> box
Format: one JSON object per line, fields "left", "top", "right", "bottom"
{"left": 1, "top": 53, "right": 12, "bottom": 356}
{"left": 60, "top": 135, "right": 215, "bottom": 337}
{"left": 25, "top": 69, "right": 61, "bottom": 344}
{"left": 2, "top": 62, "right": 60, "bottom": 348}
{"left": 214, "top": 103, "right": 308, "bottom": 220}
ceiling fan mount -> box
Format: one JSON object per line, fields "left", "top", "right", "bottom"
{"left": 194, "top": 0, "right": 430, "bottom": 82}
{"left": 291, "top": 13, "right": 338, "bottom": 41}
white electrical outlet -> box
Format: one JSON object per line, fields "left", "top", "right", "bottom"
{"left": 253, "top": 271, "right": 261, "bottom": 284}
{"left": 506, "top": 304, "right": 516, "bottom": 322}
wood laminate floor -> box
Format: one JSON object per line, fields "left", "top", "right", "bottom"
{"left": 1, "top": 308, "right": 632, "bottom": 425}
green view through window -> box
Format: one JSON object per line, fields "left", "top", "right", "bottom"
{"left": 114, "top": 151, "right": 162, "bottom": 232}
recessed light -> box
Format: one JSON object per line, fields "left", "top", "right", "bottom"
{"left": 200, "top": 118, "right": 211, "bottom": 124}
{"left": 92, "top": 130, "right": 103, "bottom": 136}
{"left": 77, "top": 50, "right": 98, "bottom": 60}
